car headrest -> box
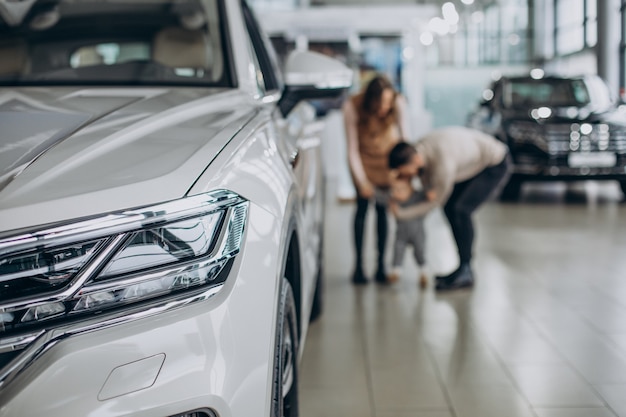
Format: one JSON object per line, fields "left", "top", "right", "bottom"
{"left": 0, "top": 40, "right": 27, "bottom": 76}
{"left": 74, "top": 48, "right": 105, "bottom": 67}
{"left": 152, "top": 27, "right": 212, "bottom": 70}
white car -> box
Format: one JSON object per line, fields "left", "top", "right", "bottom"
{"left": 0, "top": 1, "right": 352, "bottom": 416}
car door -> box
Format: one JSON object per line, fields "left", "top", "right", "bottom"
{"left": 241, "top": 1, "right": 323, "bottom": 314}
{"left": 284, "top": 100, "right": 325, "bottom": 295}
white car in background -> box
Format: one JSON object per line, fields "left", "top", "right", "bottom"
{"left": 0, "top": 0, "right": 352, "bottom": 416}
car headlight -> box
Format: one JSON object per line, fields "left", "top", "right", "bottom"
{"left": 0, "top": 190, "right": 247, "bottom": 341}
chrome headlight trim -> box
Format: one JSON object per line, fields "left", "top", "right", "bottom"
{"left": 0, "top": 189, "right": 243, "bottom": 254}
{"left": 0, "top": 190, "right": 248, "bottom": 357}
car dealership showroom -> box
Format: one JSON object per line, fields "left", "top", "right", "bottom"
{"left": 1, "top": 0, "right": 626, "bottom": 416}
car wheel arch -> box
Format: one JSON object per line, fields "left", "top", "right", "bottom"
{"left": 268, "top": 222, "right": 303, "bottom": 417}
{"left": 276, "top": 185, "right": 308, "bottom": 341}
{"left": 282, "top": 227, "right": 302, "bottom": 342}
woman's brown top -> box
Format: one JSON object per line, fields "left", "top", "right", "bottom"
{"left": 343, "top": 93, "right": 408, "bottom": 189}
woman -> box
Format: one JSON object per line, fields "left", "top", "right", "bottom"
{"left": 342, "top": 74, "right": 410, "bottom": 284}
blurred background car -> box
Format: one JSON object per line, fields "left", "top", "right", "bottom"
{"left": 0, "top": 0, "right": 352, "bottom": 416}
{"left": 468, "top": 73, "right": 626, "bottom": 200}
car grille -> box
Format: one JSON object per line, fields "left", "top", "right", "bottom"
{"left": 543, "top": 123, "right": 626, "bottom": 155}
{"left": 511, "top": 152, "right": 626, "bottom": 176}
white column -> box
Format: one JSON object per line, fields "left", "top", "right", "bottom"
{"left": 597, "top": 0, "right": 621, "bottom": 96}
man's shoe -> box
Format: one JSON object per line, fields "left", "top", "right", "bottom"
{"left": 435, "top": 264, "right": 474, "bottom": 291}
{"left": 435, "top": 268, "right": 458, "bottom": 282}
{"left": 434, "top": 262, "right": 468, "bottom": 282}
{"left": 352, "top": 269, "right": 368, "bottom": 285}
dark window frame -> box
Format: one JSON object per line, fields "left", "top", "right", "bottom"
{"left": 241, "top": 0, "right": 283, "bottom": 93}
{"left": 621, "top": 0, "right": 626, "bottom": 98}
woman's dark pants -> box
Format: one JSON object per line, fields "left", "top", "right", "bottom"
{"left": 354, "top": 195, "right": 387, "bottom": 278}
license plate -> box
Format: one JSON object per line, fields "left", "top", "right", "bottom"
{"left": 568, "top": 152, "right": 616, "bottom": 168}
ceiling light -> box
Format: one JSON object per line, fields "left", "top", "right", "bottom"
{"left": 428, "top": 17, "right": 450, "bottom": 36}
{"left": 530, "top": 68, "right": 545, "bottom": 79}
{"left": 420, "top": 32, "right": 434, "bottom": 46}
{"left": 442, "top": 3, "right": 459, "bottom": 25}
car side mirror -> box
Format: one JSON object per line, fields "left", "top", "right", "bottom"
{"left": 278, "top": 50, "right": 353, "bottom": 117}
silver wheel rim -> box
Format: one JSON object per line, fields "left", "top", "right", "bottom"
{"left": 281, "top": 318, "right": 294, "bottom": 399}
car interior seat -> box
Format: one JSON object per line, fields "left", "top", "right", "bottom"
{"left": 73, "top": 48, "right": 105, "bottom": 67}
{"left": 152, "top": 27, "right": 213, "bottom": 79}
{"left": 0, "top": 40, "right": 27, "bottom": 77}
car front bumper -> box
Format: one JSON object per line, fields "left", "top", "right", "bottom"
{"left": 510, "top": 150, "right": 626, "bottom": 181}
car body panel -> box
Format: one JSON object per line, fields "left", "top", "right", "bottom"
{"left": 0, "top": 87, "right": 259, "bottom": 231}
{"left": 0, "top": 0, "right": 352, "bottom": 415}
{"left": 187, "top": 102, "right": 324, "bottom": 358}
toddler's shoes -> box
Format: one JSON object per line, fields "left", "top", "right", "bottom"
{"left": 387, "top": 267, "right": 401, "bottom": 284}
{"left": 418, "top": 272, "right": 429, "bottom": 289}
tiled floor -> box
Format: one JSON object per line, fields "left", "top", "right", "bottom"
{"left": 300, "top": 180, "right": 626, "bottom": 417}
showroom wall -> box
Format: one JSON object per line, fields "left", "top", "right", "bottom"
{"left": 424, "top": 64, "right": 529, "bottom": 128}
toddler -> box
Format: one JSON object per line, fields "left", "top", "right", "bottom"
{"left": 388, "top": 175, "right": 429, "bottom": 288}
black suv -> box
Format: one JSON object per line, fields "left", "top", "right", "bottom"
{"left": 468, "top": 74, "right": 626, "bottom": 200}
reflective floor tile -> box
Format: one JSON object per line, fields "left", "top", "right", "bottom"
{"left": 534, "top": 408, "right": 618, "bottom": 417}
{"left": 299, "top": 180, "right": 626, "bottom": 417}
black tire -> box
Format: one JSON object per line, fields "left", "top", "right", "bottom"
{"left": 271, "top": 278, "right": 299, "bottom": 417}
{"left": 309, "top": 215, "right": 325, "bottom": 322}
{"left": 309, "top": 265, "right": 323, "bottom": 322}
{"left": 309, "top": 174, "right": 327, "bottom": 322}
{"left": 620, "top": 180, "right": 626, "bottom": 198}
{"left": 499, "top": 176, "right": 522, "bottom": 201}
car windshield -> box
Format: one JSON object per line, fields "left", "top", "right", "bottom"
{"left": 0, "top": 0, "right": 229, "bottom": 87}
{"left": 503, "top": 78, "right": 591, "bottom": 109}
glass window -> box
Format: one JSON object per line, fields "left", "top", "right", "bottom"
{"left": 71, "top": 43, "right": 151, "bottom": 68}
{"left": 556, "top": 26, "right": 585, "bottom": 55}
{"left": 248, "top": 0, "right": 301, "bottom": 12}
{"left": 243, "top": 25, "right": 266, "bottom": 96}
{"left": 586, "top": 0, "right": 598, "bottom": 47}
{"left": 570, "top": 80, "right": 591, "bottom": 104}
{"left": 0, "top": 0, "right": 228, "bottom": 87}
{"left": 504, "top": 79, "right": 591, "bottom": 108}
{"left": 242, "top": 2, "right": 282, "bottom": 92}
{"left": 555, "top": 0, "right": 599, "bottom": 54}
{"left": 446, "top": 1, "right": 529, "bottom": 68}
{"left": 483, "top": 6, "right": 500, "bottom": 64}
{"left": 621, "top": 1, "right": 626, "bottom": 98}
{"left": 556, "top": 0, "right": 585, "bottom": 54}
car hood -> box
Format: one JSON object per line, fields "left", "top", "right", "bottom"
{"left": 0, "top": 87, "right": 257, "bottom": 232}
